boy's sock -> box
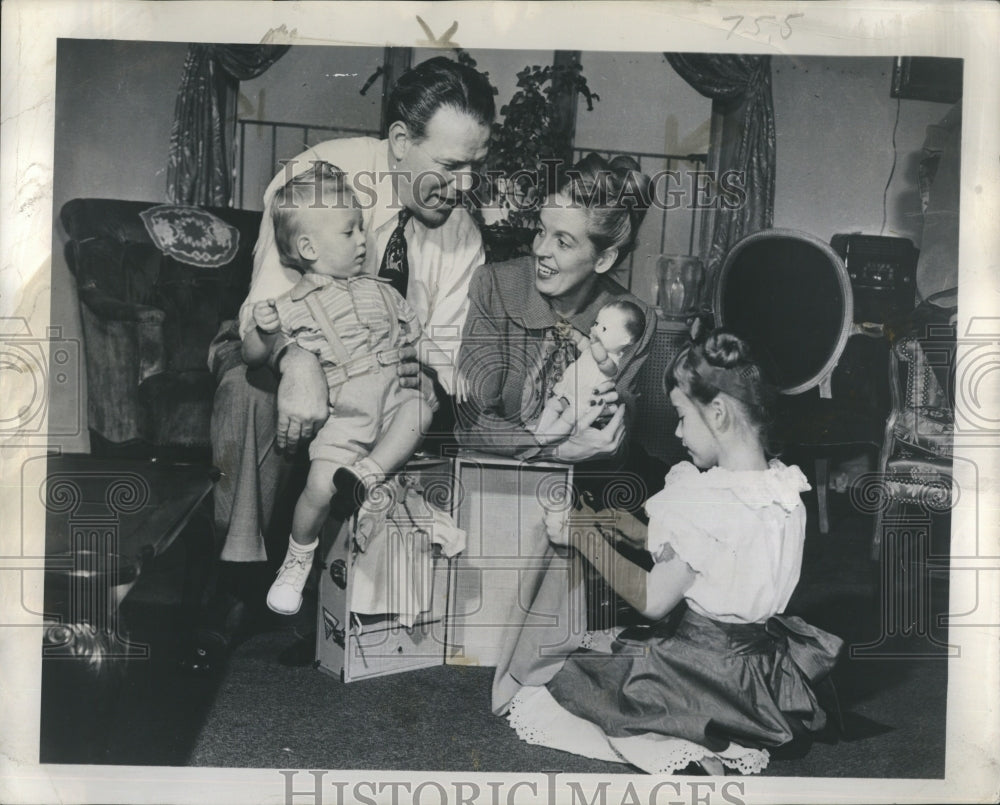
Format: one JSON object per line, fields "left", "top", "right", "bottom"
{"left": 332, "top": 456, "right": 386, "bottom": 517}
{"left": 266, "top": 536, "right": 319, "bottom": 615}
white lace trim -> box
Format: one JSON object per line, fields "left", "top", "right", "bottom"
{"left": 508, "top": 687, "right": 622, "bottom": 764}
{"left": 654, "top": 460, "right": 811, "bottom": 512}
{"left": 507, "top": 687, "right": 770, "bottom": 775}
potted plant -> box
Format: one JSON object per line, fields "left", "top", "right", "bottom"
{"left": 476, "top": 57, "right": 600, "bottom": 263}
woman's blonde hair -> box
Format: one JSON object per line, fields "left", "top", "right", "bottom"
{"left": 555, "top": 153, "right": 653, "bottom": 266}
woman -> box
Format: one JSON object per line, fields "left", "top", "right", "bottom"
{"left": 455, "top": 153, "right": 657, "bottom": 713}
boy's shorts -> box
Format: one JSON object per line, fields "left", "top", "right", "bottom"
{"left": 309, "top": 365, "right": 437, "bottom": 467}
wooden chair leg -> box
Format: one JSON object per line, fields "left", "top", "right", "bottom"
{"left": 872, "top": 498, "right": 886, "bottom": 561}
{"left": 815, "top": 457, "right": 830, "bottom": 534}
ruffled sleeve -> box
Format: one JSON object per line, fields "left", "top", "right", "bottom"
{"left": 643, "top": 460, "right": 812, "bottom": 622}
{"left": 644, "top": 462, "right": 733, "bottom": 572}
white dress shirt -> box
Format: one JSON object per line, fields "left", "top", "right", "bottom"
{"left": 241, "top": 137, "right": 485, "bottom": 393}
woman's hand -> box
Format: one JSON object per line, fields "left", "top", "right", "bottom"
{"left": 276, "top": 345, "right": 329, "bottom": 451}
{"left": 588, "top": 379, "right": 620, "bottom": 415}
{"left": 553, "top": 404, "right": 626, "bottom": 462}
{"left": 396, "top": 344, "right": 421, "bottom": 390}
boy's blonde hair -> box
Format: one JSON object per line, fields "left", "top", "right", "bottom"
{"left": 272, "top": 161, "right": 356, "bottom": 272}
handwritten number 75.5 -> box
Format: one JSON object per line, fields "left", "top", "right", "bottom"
{"left": 724, "top": 13, "right": 804, "bottom": 41}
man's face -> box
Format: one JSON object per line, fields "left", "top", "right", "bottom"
{"left": 392, "top": 106, "right": 490, "bottom": 228}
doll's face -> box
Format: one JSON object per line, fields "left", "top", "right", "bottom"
{"left": 590, "top": 306, "right": 635, "bottom": 354}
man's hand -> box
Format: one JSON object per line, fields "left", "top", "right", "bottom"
{"left": 396, "top": 344, "right": 421, "bottom": 390}
{"left": 253, "top": 299, "right": 281, "bottom": 334}
{"left": 276, "top": 345, "right": 329, "bottom": 451}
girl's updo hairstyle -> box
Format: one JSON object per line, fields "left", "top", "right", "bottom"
{"left": 555, "top": 153, "right": 653, "bottom": 266}
{"left": 667, "top": 330, "right": 779, "bottom": 453}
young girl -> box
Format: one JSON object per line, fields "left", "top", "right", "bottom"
{"left": 505, "top": 331, "right": 843, "bottom": 775}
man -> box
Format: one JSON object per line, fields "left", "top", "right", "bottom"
{"left": 189, "top": 57, "right": 494, "bottom": 669}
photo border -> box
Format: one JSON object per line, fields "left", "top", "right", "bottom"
{"left": 2, "top": 1, "right": 998, "bottom": 803}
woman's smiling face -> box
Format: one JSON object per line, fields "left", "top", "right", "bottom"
{"left": 532, "top": 194, "right": 612, "bottom": 301}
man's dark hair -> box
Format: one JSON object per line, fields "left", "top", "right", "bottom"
{"left": 386, "top": 56, "right": 496, "bottom": 140}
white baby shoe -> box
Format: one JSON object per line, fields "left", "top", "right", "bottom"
{"left": 266, "top": 537, "right": 318, "bottom": 615}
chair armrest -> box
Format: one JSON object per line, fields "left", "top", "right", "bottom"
{"left": 78, "top": 282, "right": 166, "bottom": 325}
{"left": 79, "top": 283, "right": 167, "bottom": 383}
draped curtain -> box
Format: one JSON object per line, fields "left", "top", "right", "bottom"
{"left": 665, "top": 54, "right": 776, "bottom": 298}
{"left": 166, "top": 44, "right": 290, "bottom": 206}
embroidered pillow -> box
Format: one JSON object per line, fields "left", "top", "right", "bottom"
{"left": 139, "top": 205, "right": 240, "bottom": 268}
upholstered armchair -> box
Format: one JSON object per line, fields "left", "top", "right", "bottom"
{"left": 61, "top": 199, "right": 262, "bottom": 457}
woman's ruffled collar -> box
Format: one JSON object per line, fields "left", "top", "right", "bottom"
{"left": 659, "top": 460, "right": 811, "bottom": 512}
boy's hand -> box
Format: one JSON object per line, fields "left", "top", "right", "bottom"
{"left": 253, "top": 300, "right": 281, "bottom": 334}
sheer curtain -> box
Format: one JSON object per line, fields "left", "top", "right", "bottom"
{"left": 665, "top": 54, "right": 776, "bottom": 297}
{"left": 166, "top": 44, "right": 290, "bottom": 206}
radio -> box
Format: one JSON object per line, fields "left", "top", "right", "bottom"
{"left": 830, "top": 234, "right": 918, "bottom": 324}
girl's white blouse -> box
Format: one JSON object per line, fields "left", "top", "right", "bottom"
{"left": 644, "top": 460, "right": 812, "bottom": 624}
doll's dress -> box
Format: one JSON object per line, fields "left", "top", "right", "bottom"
{"left": 507, "top": 460, "right": 843, "bottom": 774}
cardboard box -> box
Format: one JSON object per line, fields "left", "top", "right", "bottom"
{"left": 315, "top": 457, "right": 455, "bottom": 682}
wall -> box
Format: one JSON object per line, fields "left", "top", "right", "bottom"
{"left": 238, "top": 45, "right": 384, "bottom": 210}
{"left": 237, "top": 46, "right": 541, "bottom": 209}
{"left": 578, "top": 51, "right": 712, "bottom": 302}
{"left": 50, "top": 39, "right": 190, "bottom": 452}
{"left": 772, "top": 55, "right": 955, "bottom": 246}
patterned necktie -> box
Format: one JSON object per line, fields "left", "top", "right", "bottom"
{"left": 378, "top": 209, "right": 412, "bottom": 298}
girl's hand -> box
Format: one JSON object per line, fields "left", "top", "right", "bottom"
{"left": 453, "top": 365, "right": 469, "bottom": 405}
{"left": 543, "top": 506, "right": 572, "bottom": 547}
{"left": 253, "top": 299, "right": 281, "bottom": 334}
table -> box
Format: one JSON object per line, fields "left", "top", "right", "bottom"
{"left": 38, "top": 454, "right": 218, "bottom": 763}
